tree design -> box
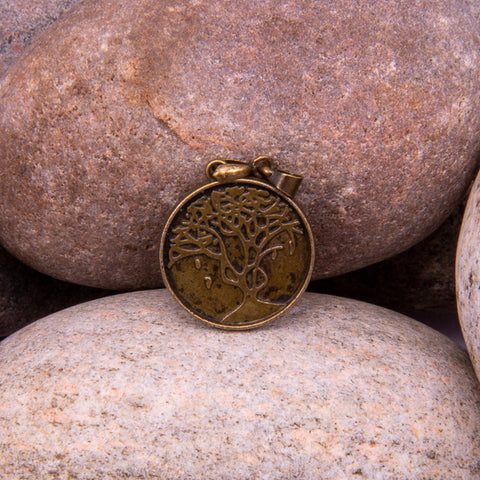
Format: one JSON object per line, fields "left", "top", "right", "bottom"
{"left": 167, "top": 184, "right": 304, "bottom": 323}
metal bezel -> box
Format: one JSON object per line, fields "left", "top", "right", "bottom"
{"left": 159, "top": 177, "right": 314, "bottom": 330}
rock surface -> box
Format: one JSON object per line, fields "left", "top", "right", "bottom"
{"left": 0, "top": 0, "right": 79, "bottom": 78}
{"left": 457, "top": 170, "right": 480, "bottom": 380}
{"left": 0, "top": 245, "right": 112, "bottom": 338}
{"left": 467, "top": 0, "right": 480, "bottom": 27}
{"left": 0, "top": 290, "right": 479, "bottom": 479}
{"left": 312, "top": 198, "right": 467, "bottom": 315}
{"left": 1, "top": 0, "right": 480, "bottom": 289}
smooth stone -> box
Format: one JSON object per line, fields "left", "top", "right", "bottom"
{"left": 0, "top": 0, "right": 79, "bottom": 78}
{"left": 1, "top": 1, "right": 480, "bottom": 289}
{"left": 0, "top": 290, "right": 479, "bottom": 478}
{"left": 311, "top": 198, "right": 466, "bottom": 315}
{"left": 0, "top": 245, "right": 112, "bottom": 338}
{"left": 457, "top": 170, "right": 480, "bottom": 380}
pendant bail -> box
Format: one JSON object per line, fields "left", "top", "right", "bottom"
{"left": 206, "top": 156, "right": 303, "bottom": 198}
{"left": 253, "top": 156, "right": 303, "bottom": 198}
{"left": 206, "top": 159, "right": 253, "bottom": 182}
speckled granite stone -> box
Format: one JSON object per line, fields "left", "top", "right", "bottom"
{"left": 457, "top": 171, "right": 480, "bottom": 381}
{"left": 467, "top": 0, "right": 480, "bottom": 27}
{"left": 0, "top": 0, "right": 79, "bottom": 78}
{"left": 0, "top": 245, "right": 113, "bottom": 338}
{"left": 0, "top": 1, "right": 480, "bottom": 289}
{"left": 0, "top": 290, "right": 479, "bottom": 479}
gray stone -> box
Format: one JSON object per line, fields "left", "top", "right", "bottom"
{"left": 457, "top": 170, "right": 480, "bottom": 381}
{"left": 0, "top": 0, "right": 479, "bottom": 289}
{"left": 0, "top": 290, "right": 479, "bottom": 478}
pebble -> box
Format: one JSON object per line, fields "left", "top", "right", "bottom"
{"left": 0, "top": 290, "right": 479, "bottom": 478}
{"left": 0, "top": 0, "right": 479, "bottom": 289}
{"left": 456, "top": 169, "right": 480, "bottom": 381}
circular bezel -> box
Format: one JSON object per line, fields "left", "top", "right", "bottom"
{"left": 160, "top": 178, "right": 314, "bottom": 330}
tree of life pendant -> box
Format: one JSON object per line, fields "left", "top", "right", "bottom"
{"left": 160, "top": 157, "right": 314, "bottom": 330}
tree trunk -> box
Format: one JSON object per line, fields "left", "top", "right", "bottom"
{"left": 222, "top": 290, "right": 282, "bottom": 324}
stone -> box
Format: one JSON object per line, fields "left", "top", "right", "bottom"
{"left": 0, "top": 245, "right": 112, "bottom": 338}
{"left": 467, "top": 0, "right": 480, "bottom": 27}
{"left": 311, "top": 198, "right": 466, "bottom": 315}
{"left": 0, "top": 1, "right": 479, "bottom": 290}
{"left": 0, "top": 0, "right": 80, "bottom": 78}
{"left": 457, "top": 170, "right": 480, "bottom": 380}
{"left": 0, "top": 290, "right": 479, "bottom": 478}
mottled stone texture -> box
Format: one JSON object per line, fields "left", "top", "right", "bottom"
{"left": 0, "top": 245, "right": 112, "bottom": 338}
{"left": 467, "top": 0, "right": 480, "bottom": 27}
{"left": 312, "top": 198, "right": 467, "bottom": 315}
{"left": 457, "top": 171, "right": 480, "bottom": 381}
{"left": 1, "top": 1, "right": 480, "bottom": 289}
{"left": 0, "top": 291, "right": 479, "bottom": 479}
{"left": 0, "top": 0, "right": 79, "bottom": 78}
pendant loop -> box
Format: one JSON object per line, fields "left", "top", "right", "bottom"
{"left": 206, "top": 159, "right": 252, "bottom": 183}
{"left": 267, "top": 170, "right": 303, "bottom": 198}
{"left": 253, "top": 156, "right": 303, "bottom": 197}
{"left": 207, "top": 156, "right": 303, "bottom": 197}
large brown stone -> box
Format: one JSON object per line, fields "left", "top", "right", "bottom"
{"left": 0, "top": 0, "right": 79, "bottom": 78}
{"left": 0, "top": 290, "right": 479, "bottom": 478}
{"left": 1, "top": 0, "right": 479, "bottom": 289}
{"left": 0, "top": 245, "right": 112, "bottom": 338}
{"left": 312, "top": 197, "right": 467, "bottom": 315}
{"left": 457, "top": 170, "right": 480, "bottom": 381}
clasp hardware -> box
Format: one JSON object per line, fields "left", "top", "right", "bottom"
{"left": 206, "top": 156, "right": 303, "bottom": 198}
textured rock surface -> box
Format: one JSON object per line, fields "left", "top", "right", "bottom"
{"left": 0, "top": 0, "right": 79, "bottom": 78}
{"left": 467, "top": 0, "right": 480, "bottom": 26}
{"left": 0, "top": 245, "right": 112, "bottom": 338}
{"left": 457, "top": 170, "right": 480, "bottom": 380}
{"left": 1, "top": 0, "right": 480, "bottom": 289}
{"left": 312, "top": 198, "right": 467, "bottom": 315}
{"left": 1, "top": 290, "right": 479, "bottom": 479}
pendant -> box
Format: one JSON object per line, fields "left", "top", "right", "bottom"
{"left": 159, "top": 156, "right": 314, "bottom": 330}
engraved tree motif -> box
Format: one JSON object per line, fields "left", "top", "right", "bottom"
{"left": 167, "top": 185, "right": 303, "bottom": 322}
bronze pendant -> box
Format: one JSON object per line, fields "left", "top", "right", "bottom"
{"left": 160, "top": 157, "right": 314, "bottom": 330}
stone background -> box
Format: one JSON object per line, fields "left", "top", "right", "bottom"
{"left": 0, "top": 0, "right": 477, "bottom": 345}
{"left": 1, "top": 2, "right": 479, "bottom": 477}
{"left": 0, "top": 290, "right": 479, "bottom": 478}
{"left": 1, "top": 0, "right": 479, "bottom": 290}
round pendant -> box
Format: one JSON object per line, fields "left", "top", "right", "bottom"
{"left": 160, "top": 177, "right": 314, "bottom": 330}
